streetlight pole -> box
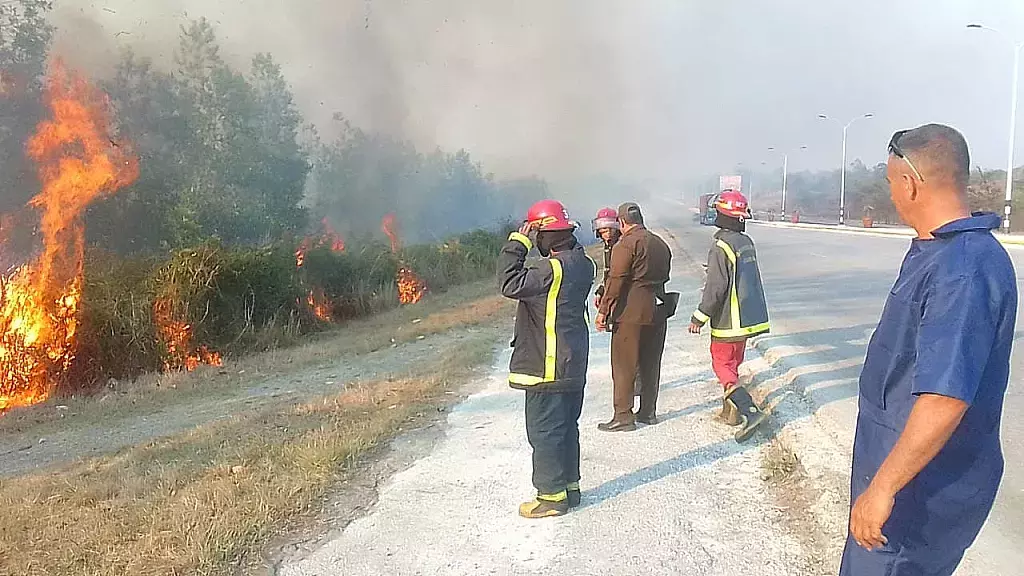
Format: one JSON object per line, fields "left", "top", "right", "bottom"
{"left": 818, "top": 113, "right": 873, "bottom": 226}
{"left": 969, "top": 24, "right": 1024, "bottom": 234}
{"left": 768, "top": 146, "right": 807, "bottom": 219}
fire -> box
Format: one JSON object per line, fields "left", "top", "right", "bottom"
{"left": 153, "top": 298, "right": 223, "bottom": 372}
{"left": 397, "top": 266, "right": 427, "bottom": 305}
{"left": 0, "top": 62, "right": 137, "bottom": 412}
{"left": 306, "top": 288, "right": 332, "bottom": 321}
{"left": 381, "top": 213, "right": 400, "bottom": 253}
{"left": 380, "top": 214, "right": 427, "bottom": 304}
{"left": 296, "top": 217, "right": 345, "bottom": 267}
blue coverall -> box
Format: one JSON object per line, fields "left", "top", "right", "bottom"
{"left": 840, "top": 213, "right": 1017, "bottom": 575}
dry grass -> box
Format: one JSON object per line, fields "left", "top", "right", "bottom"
{"left": 0, "top": 279, "right": 511, "bottom": 435}
{"left": 0, "top": 333, "right": 497, "bottom": 576}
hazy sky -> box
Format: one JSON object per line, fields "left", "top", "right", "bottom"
{"left": 50, "top": 0, "right": 1024, "bottom": 183}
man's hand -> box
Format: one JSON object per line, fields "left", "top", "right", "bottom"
{"left": 595, "top": 312, "right": 607, "bottom": 332}
{"left": 518, "top": 221, "right": 534, "bottom": 237}
{"left": 593, "top": 295, "right": 601, "bottom": 309}
{"left": 689, "top": 321, "right": 702, "bottom": 334}
{"left": 849, "top": 483, "right": 893, "bottom": 551}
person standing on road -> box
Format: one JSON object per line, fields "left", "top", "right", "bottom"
{"left": 592, "top": 207, "right": 647, "bottom": 400}
{"left": 688, "top": 189, "right": 770, "bottom": 443}
{"left": 595, "top": 202, "right": 674, "bottom": 431}
{"left": 498, "top": 199, "right": 595, "bottom": 519}
{"left": 841, "top": 124, "right": 1017, "bottom": 575}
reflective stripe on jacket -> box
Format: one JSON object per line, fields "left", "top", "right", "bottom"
{"left": 498, "top": 232, "right": 595, "bottom": 391}
{"left": 691, "top": 229, "right": 770, "bottom": 341}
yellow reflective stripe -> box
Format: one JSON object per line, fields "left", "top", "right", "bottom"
{"left": 509, "top": 373, "right": 544, "bottom": 386}
{"left": 693, "top": 309, "right": 710, "bottom": 323}
{"left": 545, "top": 259, "right": 563, "bottom": 380}
{"left": 716, "top": 240, "right": 742, "bottom": 331}
{"left": 538, "top": 490, "right": 568, "bottom": 502}
{"left": 716, "top": 239, "right": 736, "bottom": 263}
{"left": 508, "top": 231, "right": 533, "bottom": 251}
{"left": 567, "top": 482, "right": 580, "bottom": 491}
{"left": 710, "top": 322, "right": 770, "bottom": 338}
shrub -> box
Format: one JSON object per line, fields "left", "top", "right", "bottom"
{"left": 67, "top": 227, "right": 507, "bottom": 388}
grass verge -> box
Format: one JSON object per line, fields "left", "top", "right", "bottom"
{"left": 0, "top": 329, "right": 499, "bottom": 576}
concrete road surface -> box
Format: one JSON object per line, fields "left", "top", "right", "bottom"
{"left": 667, "top": 218, "right": 1023, "bottom": 576}
{"left": 280, "top": 235, "right": 832, "bottom": 576}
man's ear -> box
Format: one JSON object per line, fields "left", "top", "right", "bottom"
{"left": 905, "top": 173, "right": 919, "bottom": 202}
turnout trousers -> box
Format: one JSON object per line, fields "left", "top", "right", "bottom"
{"left": 525, "top": 388, "right": 585, "bottom": 498}
{"left": 611, "top": 320, "right": 666, "bottom": 420}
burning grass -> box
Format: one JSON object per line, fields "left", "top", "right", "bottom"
{"left": 0, "top": 63, "right": 137, "bottom": 411}
{"left": 0, "top": 332, "right": 498, "bottom": 576}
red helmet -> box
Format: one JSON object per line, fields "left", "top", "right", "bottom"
{"left": 715, "top": 189, "right": 750, "bottom": 219}
{"left": 592, "top": 207, "right": 619, "bottom": 234}
{"left": 527, "top": 199, "right": 576, "bottom": 231}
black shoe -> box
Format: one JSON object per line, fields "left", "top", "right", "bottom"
{"left": 597, "top": 418, "right": 637, "bottom": 432}
{"left": 567, "top": 489, "right": 581, "bottom": 508}
{"left": 636, "top": 414, "right": 658, "bottom": 426}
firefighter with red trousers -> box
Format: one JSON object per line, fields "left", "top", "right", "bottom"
{"left": 498, "top": 199, "right": 595, "bottom": 518}
{"left": 689, "top": 190, "right": 770, "bottom": 442}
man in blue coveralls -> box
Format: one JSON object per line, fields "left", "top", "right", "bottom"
{"left": 840, "top": 124, "right": 1017, "bottom": 575}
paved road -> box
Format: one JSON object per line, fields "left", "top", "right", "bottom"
{"left": 666, "top": 217, "right": 1023, "bottom": 576}
{"left": 280, "top": 233, "right": 829, "bottom": 576}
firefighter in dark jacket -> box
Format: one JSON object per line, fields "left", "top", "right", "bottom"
{"left": 689, "top": 189, "right": 770, "bottom": 442}
{"left": 498, "top": 199, "right": 595, "bottom": 518}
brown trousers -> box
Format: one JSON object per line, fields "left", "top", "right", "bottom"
{"left": 610, "top": 320, "right": 667, "bottom": 420}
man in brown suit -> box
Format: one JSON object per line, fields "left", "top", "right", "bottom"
{"left": 595, "top": 202, "right": 674, "bottom": 431}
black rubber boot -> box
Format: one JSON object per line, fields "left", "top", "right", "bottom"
{"left": 725, "top": 385, "right": 767, "bottom": 443}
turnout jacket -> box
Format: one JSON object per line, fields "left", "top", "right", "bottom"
{"left": 594, "top": 242, "right": 614, "bottom": 299}
{"left": 691, "top": 229, "right": 770, "bottom": 342}
{"left": 498, "top": 232, "right": 595, "bottom": 392}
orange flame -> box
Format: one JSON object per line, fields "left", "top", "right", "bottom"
{"left": 381, "top": 213, "right": 400, "bottom": 253}
{"left": 0, "top": 62, "right": 137, "bottom": 412}
{"left": 306, "top": 288, "right": 333, "bottom": 321}
{"left": 397, "top": 267, "right": 427, "bottom": 305}
{"left": 296, "top": 217, "right": 345, "bottom": 267}
{"left": 379, "top": 214, "right": 426, "bottom": 304}
{"left": 153, "top": 298, "right": 223, "bottom": 372}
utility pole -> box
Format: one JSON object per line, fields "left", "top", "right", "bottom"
{"left": 969, "top": 23, "right": 1024, "bottom": 234}
{"left": 818, "top": 113, "right": 873, "bottom": 226}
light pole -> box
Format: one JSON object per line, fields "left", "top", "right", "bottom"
{"left": 768, "top": 146, "right": 807, "bottom": 219}
{"left": 969, "top": 23, "right": 1024, "bottom": 234}
{"left": 818, "top": 113, "right": 874, "bottom": 226}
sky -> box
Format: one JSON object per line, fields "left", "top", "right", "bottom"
{"left": 48, "top": 0, "right": 1024, "bottom": 185}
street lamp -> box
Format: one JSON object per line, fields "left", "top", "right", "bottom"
{"left": 818, "top": 113, "right": 874, "bottom": 226}
{"left": 968, "top": 23, "right": 1024, "bottom": 234}
{"left": 767, "top": 146, "right": 808, "bottom": 219}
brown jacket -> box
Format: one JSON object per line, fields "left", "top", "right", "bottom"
{"left": 599, "top": 225, "right": 672, "bottom": 325}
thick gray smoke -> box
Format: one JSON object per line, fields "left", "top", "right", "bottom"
{"left": 48, "top": 0, "right": 1024, "bottom": 194}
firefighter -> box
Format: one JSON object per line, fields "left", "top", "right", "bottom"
{"left": 591, "top": 206, "right": 621, "bottom": 308}
{"left": 688, "top": 189, "right": 770, "bottom": 443}
{"left": 498, "top": 199, "right": 595, "bottom": 518}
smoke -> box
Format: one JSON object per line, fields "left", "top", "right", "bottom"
{"left": 47, "top": 0, "right": 1024, "bottom": 199}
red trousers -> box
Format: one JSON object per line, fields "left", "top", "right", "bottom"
{"left": 710, "top": 340, "right": 747, "bottom": 389}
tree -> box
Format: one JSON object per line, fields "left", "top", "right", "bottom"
{"left": 90, "top": 49, "right": 192, "bottom": 253}
{"left": 0, "top": 0, "right": 54, "bottom": 255}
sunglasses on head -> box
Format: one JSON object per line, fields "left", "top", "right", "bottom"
{"left": 888, "top": 130, "right": 925, "bottom": 182}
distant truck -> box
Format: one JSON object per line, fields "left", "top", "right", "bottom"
{"left": 698, "top": 192, "right": 718, "bottom": 226}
